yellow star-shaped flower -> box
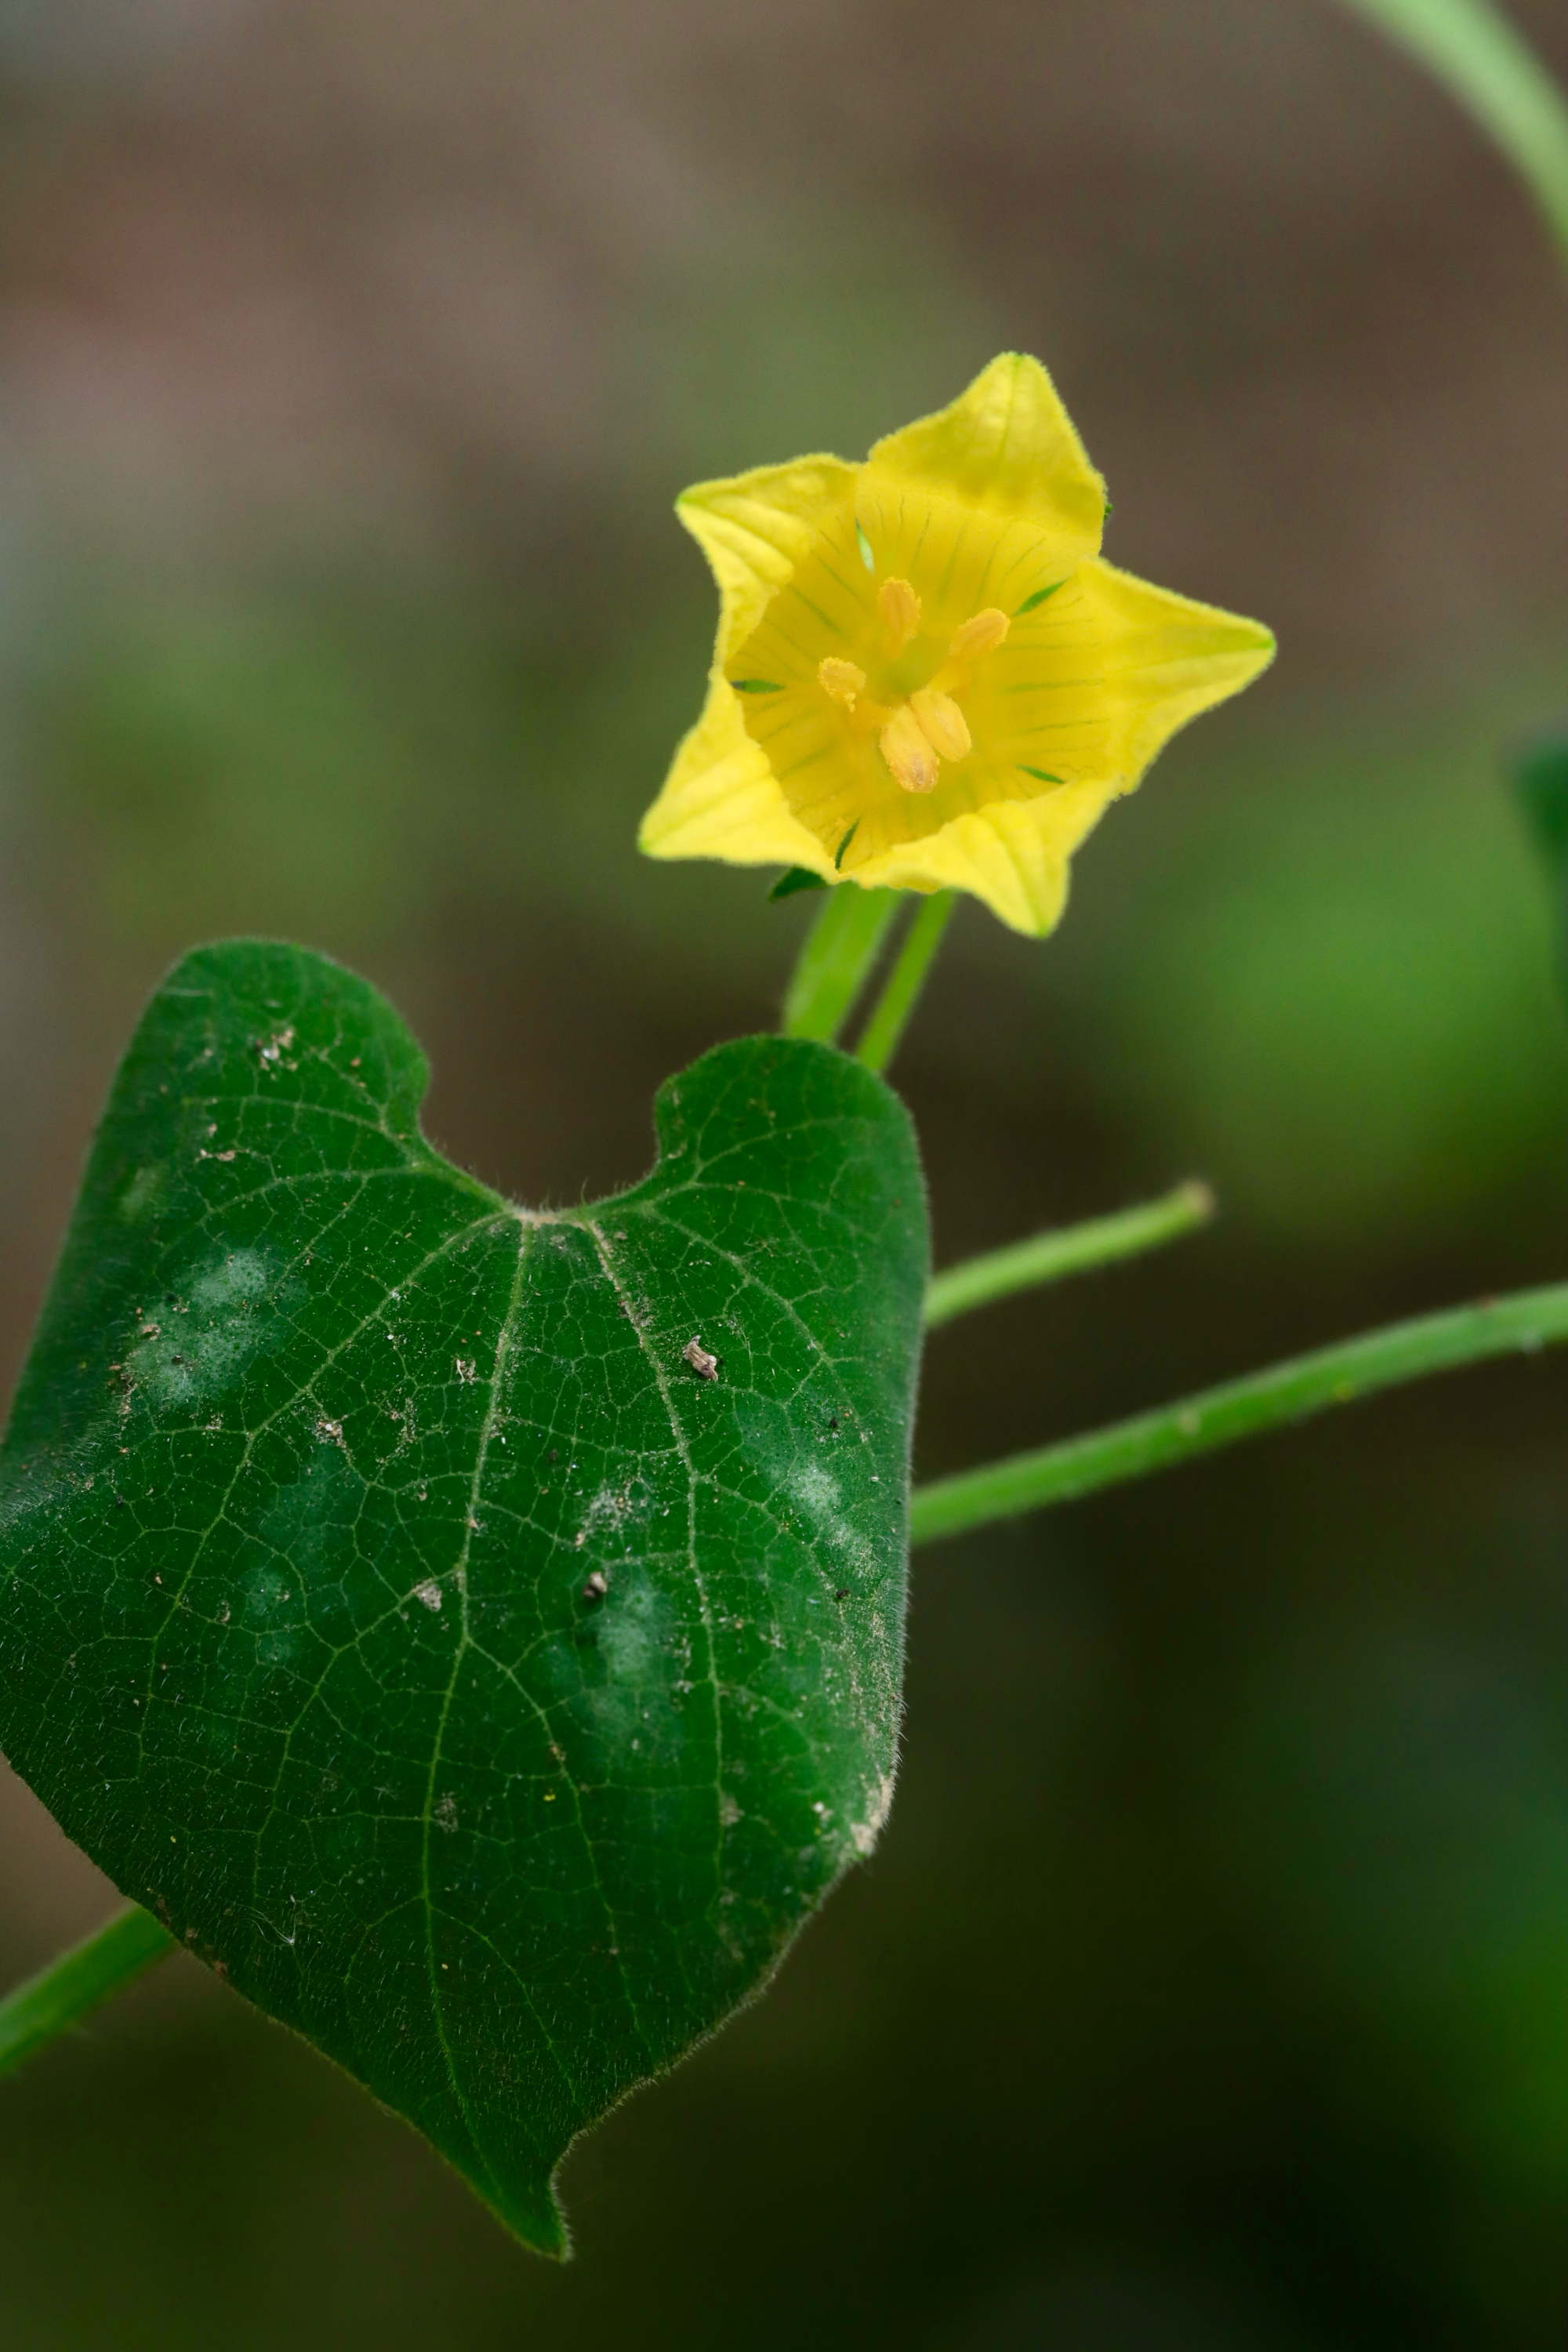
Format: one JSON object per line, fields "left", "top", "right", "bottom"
{"left": 639, "top": 352, "right": 1274, "bottom": 936}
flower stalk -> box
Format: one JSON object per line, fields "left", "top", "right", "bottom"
{"left": 855, "top": 892, "right": 956, "bottom": 1074}
{"left": 780, "top": 884, "right": 900, "bottom": 1043}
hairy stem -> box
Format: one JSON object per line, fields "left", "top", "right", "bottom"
{"left": 855, "top": 892, "right": 957, "bottom": 1074}
{"left": 925, "top": 1181, "right": 1214, "bottom": 1328}
{"left": 0, "top": 1905, "right": 176, "bottom": 2078}
{"left": 781, "top": 885, "right": 901, "bottom": 1044}
{"left": 911, "top": 1279, "right": 1568, "bottom": 1544}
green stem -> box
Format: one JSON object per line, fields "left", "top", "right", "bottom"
{"left": 925, "top": 1180, "right": 1215, "bottom": 1329}
{"left": 1334, "top": 0, "right": 1568, "bottom": 260}
{"left": 855, "top": 891, "right": 957, "bottom": 1074}
{"left": 0, "top": 1904, "right": 176, "bottom": 2078}
{"left": 910, "top": 1279, "right": 1568, "bottom": 1545}
{"left": 781, "top": 885, "right": 901, "bottom": 1044}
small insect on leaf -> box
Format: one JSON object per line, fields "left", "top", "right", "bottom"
{"left": 683, "top": 1336, "right": 719, "bottom": 1380}
{"left": 582, "top": 1570, "right": 609, "bottom": 1604}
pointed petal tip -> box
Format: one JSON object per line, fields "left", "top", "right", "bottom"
{"left": 674, "top": 453, "right": 856, "bottom": 516}
{"left": 866, "top": 347, "right": 1107, "bottom": 551}
{"left": 1222, "top": 612, "right": 1277, "bottom": 663}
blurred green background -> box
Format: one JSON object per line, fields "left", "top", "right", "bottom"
{"left": 1, "top": 0, "right": 1566, "bottom": 2344}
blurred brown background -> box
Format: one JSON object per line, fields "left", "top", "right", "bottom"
{"left": 0, "top": 1, "right": 1566, "bottom": 2345}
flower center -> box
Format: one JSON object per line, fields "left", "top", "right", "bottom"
{"left": 815, "top": 579, "right": 1010, "bottom": 795}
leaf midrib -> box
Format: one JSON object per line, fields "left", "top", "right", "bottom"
{"left": 419, "top": 1214, "right": 588, "bottom": 2201}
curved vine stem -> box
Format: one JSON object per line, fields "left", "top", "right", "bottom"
{"left": 0, "top": 1904, "right": 176, "bottom": 2079}
{"left": 925, "top": 1181, "right": 1214, "bottom": 1327}
{"left": 911, "top": 1278, "right": 1568, "bottom": 1544}
{"left": 1334, "top": 0, "right": 1568, "bottom": 260}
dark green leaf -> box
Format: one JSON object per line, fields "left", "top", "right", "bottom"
{"left": 1509, "top": 721, "right": 1568, "bottom": 999}
{"left": 0, "top": 943, "right": 927, "bottom": 2253}
{"left": 1512, "top": 722, "right": 1568, "bottom": 885}
{"left": 768, "top": 866, "right": 829, "bottom": 902}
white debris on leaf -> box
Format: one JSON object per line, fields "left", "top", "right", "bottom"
{"left": 256, "top": 1025, "right": 296, "bottom": 1066}
{"left": 848, "top": 1773, "right": 895, "bottom": 1857}
{"left": 682, "top": 1336, "right": 719, "bottom": 1380}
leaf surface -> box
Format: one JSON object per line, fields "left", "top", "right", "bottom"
{"left": 0, "top": 943, "right": 926, "bottom": 2251}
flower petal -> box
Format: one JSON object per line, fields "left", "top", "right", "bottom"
{"left": 644, "top": 361, "right": 1276, "bottom": 935}
{"left": 976, "top": 554, "right": 1276, "bottom": 794}
{"left": 844, "top": 558, "right": 1276, "bottom": 934}
{"left": 677, "top": 458, "right": 860, "bottom": 663}
{"left": 864, "top": 353, "right": 1106, "bottom": 563}
{"left": 851, "top": 798, "right": 1087, "bottom": 935}
{"left": 639, "top": 675, "right": 835, "bottom": 876}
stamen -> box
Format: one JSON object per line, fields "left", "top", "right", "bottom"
{"left": 910, "top": 687, "right": 971, "bottom": 764}
{"left": 818, "top": 657, "right": 866, "bottom": 708}
{"left": 948, "top": 607, "right": 1009, "bottom": 660}
{"left": 879, "top": 577, "right": 921, "bottom": 655}
{"left": 880, "top": 704, "right": 940, "bottom": 794}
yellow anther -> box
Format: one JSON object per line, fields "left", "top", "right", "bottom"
{"left": 818, "top": 657, "right": 866, "bottom": 708}
{"left": 880, "top": 703, "right": 940, "bottom": 794}
{"left": 878, "top": 576, "right": 921, "bottom": 654}
{"left": 948, "top": 607, "right": 1010, "bottom": 661}
{"left": 910, "top": 687, "right": 971, "bottom": 764}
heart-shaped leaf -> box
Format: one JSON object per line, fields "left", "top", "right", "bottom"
{"left": 0, "top": 943, "right": 926, "bottom": 2251}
